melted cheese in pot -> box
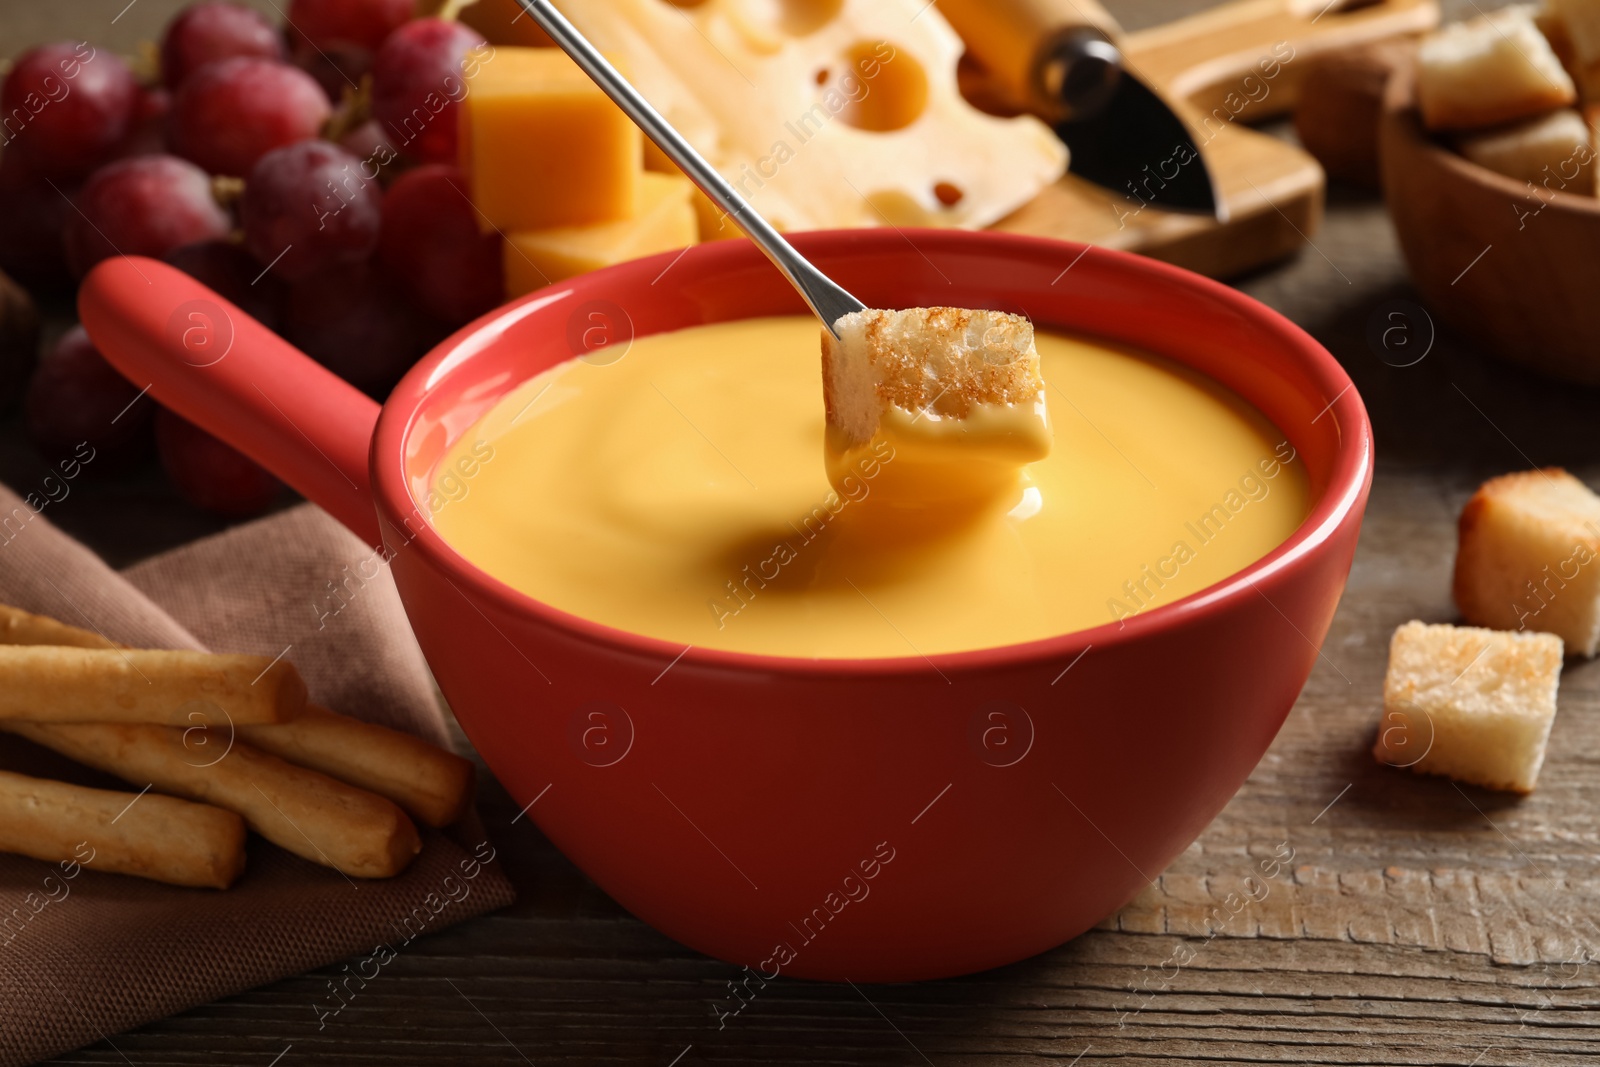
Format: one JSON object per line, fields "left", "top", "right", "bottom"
{"left": 430, "top": 316, "right": 1310, "bottom": 659}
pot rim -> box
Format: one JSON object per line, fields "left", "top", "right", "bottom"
{"left": 372, "top": 229, "right": 1374, "bottom": 679}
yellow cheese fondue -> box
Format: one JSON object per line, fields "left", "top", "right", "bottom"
{"left": 430, "top": 316, "right": 1310, "bottom": 659}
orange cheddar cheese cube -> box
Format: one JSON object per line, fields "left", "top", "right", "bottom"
{"left": 641, "top": 141, "right": 737, "bottom": 243}
{"left": 690, "top": 189, "right": 740, "bottom": 242}
{"left": 458, "top": 0, "right": 556, "bottom": 48}
{"left": 460, "top": 47, "right": 641, "bottom": 232}
{"left": 503, "top": 172, "right": 698, "bottom": 296}
{"left": 641, "top": 136, "right": 675, "bottom": 175}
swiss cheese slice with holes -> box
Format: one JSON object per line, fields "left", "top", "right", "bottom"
{"left": 550, "top": 0, "right": 1069, "bottom": 231}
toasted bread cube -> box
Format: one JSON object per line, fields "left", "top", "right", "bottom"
{"left": 1417, "top": 6, "right": 1576, "bottom": 130}
{"left": 1537, "top": 2, "right": 1575, "bottom": 50}
{"left": 502, "top": 172, "right": 697, "bottom": 296}
{"left": 1375, "top": 621, "right": 1563, "bottom": 793}
{"left": 822, "top": 308, "right": 1046, "bottom": 449}
{"left": 1529, "top": 1, "right": 1600, "bottom": 101}
{"left": 1457, "top": 108, "right": 1597, "bottom": 189}
{"left": 460, "top": 47, "right": 641, "bottom": 232}
{"left": 1548, "top": 0, "right": 1600, "bottom": 97}
{"left": 1454, "top": 469, "right": 1600, "bottom": 655}
{"left": 820, "top": 308, "right": 1053, "bottom": 505}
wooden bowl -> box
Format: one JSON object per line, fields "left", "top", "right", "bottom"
{"left": 1380, "top": 66, "right": 1600, "bottom": 384}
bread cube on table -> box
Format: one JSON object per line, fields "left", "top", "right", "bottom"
{"left": 1456, "top": 108, "right": 1597, "bottom": 189}
{"left": 1417, "top": 5, "right": 1577, "bottom": 130}
{"left": 460, "top": 46, "right": 642, "bottom": 232}
{"left": 1454, "top": 468, "right": 1600, "bottom": 656}
{"left": 1375, "top": 621, "right": 1563, "bottom": 793}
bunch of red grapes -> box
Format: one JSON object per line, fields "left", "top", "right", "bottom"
{"left": 0, "top": 0, "right": 503, "bottom": 517}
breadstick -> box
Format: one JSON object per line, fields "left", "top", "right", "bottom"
{"left": 0, "top": 603, "right": 119, "bottom": 649}
{"left": 0, "top": 605, "right": 470, "bottom": 823}
{"left": 240, "top": 705, "right": 475, "bottom": 828}
{"left": 0, "top": 646, "right": 306, "bottom": 725}
{"left": 4, "top": 722, "right": 421, "bottom": 879}
{"left": 0, "top": 769, "right": 246, "bottom": 889}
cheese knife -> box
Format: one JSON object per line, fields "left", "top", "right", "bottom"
{"left": 937, "top": 0, "right": 1221, "bottom": 217}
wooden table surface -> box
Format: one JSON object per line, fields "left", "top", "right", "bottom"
{"left": 7, "top": 1, "right": 1600, "bottom": 1064}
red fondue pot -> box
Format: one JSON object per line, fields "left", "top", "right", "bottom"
{"left": 81, "top": 230, "right": 1372, "bottom": 980}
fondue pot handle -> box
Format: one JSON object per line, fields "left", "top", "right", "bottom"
{"left": 79, "top": 256, "right": 384, "bottom": 548}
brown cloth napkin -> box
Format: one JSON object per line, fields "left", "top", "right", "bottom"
{"left": 0, "top": 485, "right": 515, "bottom": 1067}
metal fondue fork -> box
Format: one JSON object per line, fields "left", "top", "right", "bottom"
{"left": 509, "top": 0, "right": 868, "bottom": 339}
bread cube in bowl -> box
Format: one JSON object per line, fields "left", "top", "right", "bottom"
{"left": 1417, "top": 5, "right": 1576, "bottom": 130}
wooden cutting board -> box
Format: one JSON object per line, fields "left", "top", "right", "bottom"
{"left": 991, "top": 0, "right": 1440, "bottom": 278}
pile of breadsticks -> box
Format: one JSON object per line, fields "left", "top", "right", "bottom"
{"left": 0, "top": 604, "right": 474, "bottom": 889}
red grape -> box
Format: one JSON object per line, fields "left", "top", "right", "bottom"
{"left": 64, "top": 155, "right": 232, "bottom": 278}
{"left": 377, "top": 164, "right": 502, "bottom": 327}
{"left": 161, "top": 2, "right": 287, "bottom": 90}
{"left": 0, "top": 153, "right": 73, "bottom": 291}
{"left": 1, "top": 42, "right": 138, "bottom": 181}
{"left": 169, "top": 57, "right": 331, "bottom": 176}
{"left": 336, "top": 118, "right": 399, "bottom": 170}
{"left": 286, "top": 0, "right": 414, "bottom": 95}
{"left": 287, "top": 0, "right": 414, "bottom": 52}
{"left": 156, "top": 406, "right": 282, "bottom": 517}
{"left": 0, "top": 269, "right": 40, "bottom": 411}
{"left": 25, "top": 325, "right": 154, "bottom": 472}
{"left": 241, "top": 140, "right": 382, "bottom": 281}
{"left": 163, "top": 240, "right": 287, "bottom": 333}
{"left": 285, "top": 263, "right": 446, "bottom": 397}
{"left": 290, "top": 40, "right": 371, "bottom": 103}
{"left": 372, "top": 18, "right": 487, "bottom": 165}
{"left": 114, "top": 86, "right": 172, "bottom": 160}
